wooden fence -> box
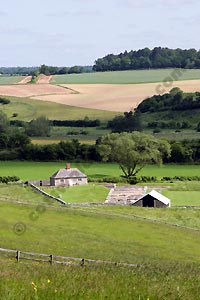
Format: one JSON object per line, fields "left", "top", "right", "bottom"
{"left": 0, "top": 247, "right": 137, "bottom": 268}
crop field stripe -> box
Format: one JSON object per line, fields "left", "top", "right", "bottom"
{"left": 50, "top": 69, "right": 200, "bottom": 84}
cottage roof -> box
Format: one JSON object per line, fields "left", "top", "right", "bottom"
{"left": 134, "top": 189, "right": 171, "bottom": 206}
{"left": 50, "top": 168, "right": 87, "bottom": 179}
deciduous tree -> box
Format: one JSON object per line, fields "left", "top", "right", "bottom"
{"left": 98, "top": 132, "right": 171, "bottom": 178}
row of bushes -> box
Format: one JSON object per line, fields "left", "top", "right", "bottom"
{"left": 0, "top": 176, "right": 20, "bottom": 184}
{"left": 161, "top": 176, "right": 200, "bottom": 182}
{"left": 89, "top": 175, "right": 200, "bottom": 184}
{"left": 0, "top": 97, "right": 10, "bottom": 105}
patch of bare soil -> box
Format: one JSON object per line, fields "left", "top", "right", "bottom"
{"left": 18, "top": 76, "right": 32, "bottom": 84}
{"left": 0, "top": 84, "right": 71, "bottom": 97}
{"left": 37, "top": 75, "right": 52, "bottom": 84}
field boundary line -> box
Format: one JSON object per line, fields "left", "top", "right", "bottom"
{"left": 57, "top": 84, "right": 80, "bottom": 94}
{"left": 0, "top": 247, "right": 137, "bottom": 268}
{"left": 29, "top": 183, "right": 67, "bottom": 205}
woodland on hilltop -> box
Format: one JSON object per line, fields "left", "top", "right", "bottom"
{"left": 2, "top": 47, "right": 200, "bottom": 75}
{"left": 93, "top": 47, "right": 200, "bottom": 71}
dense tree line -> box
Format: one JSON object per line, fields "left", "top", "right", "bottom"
{"left": 107, "top": 111, "right": 142, "bottom": 132}
{"left": 147, "top": 121, "right": 191, "bottom": 130}
{"left": 0, "top": 67, "right": 38, "bottom": 75}
{"left": 0, "top": 137, "right": 100, "bottom": 161}
{"left": 51, "top": 119, "right": 100, "bottom": 127}
{"left": 93, "top": 47, "right": 200, "bottom": 71}
{"left": 137, "top": 88, "right": 200, "bottom": 113}
{"left": 39, "top": 64, "right": 92, "bottom": 76}
{"left": 0, "top": 65, "right": 93, "bottom": 76}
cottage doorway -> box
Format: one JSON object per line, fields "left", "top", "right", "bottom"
{"left": 143, "top": 196, "right": 154, "bottom": 207}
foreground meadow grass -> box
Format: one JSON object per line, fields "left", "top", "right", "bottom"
{"left": 1, "top": 202, "right": 200, "bottom": 299}
{"left": 1, "top": 259, "right": 200, "bottom": 300}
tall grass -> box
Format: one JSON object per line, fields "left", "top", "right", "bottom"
{"left": 1, "top": 259, "right": 200, "bottom": 300}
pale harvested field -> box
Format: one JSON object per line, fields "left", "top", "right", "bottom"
{"left": 0, "top": 84, "right": 70, "bottom": 97}
{"left": 18, "top": 76, "right": 32, "bottom": 84}
{"left": 30, "top": 80, "right": 200, "bottom": 112}
{"left": 0, "top": 80, "right": 200, "bottom": 112}
{"left": 37, "top": 75, "right": 52, "bottom": 84}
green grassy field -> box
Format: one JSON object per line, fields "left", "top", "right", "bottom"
{"left": 1, "top": 201, "right": 200, "bottom": 263}
{"left": 1, "top": 161, "right": 200, "bottom": 181}
{"left": 1, "top": 202, "right": 200, "bottom": 299}
{"left": 0, "top": 183, "right": 108, "bottom": 204}
{"left": 0, "top": 75, "right": 25, "bottom": 85}
{"left": 51, "top": 69, "right": 200, "bottom": 84}
{"left": 45, "top": 185, "right": 109, "bottom": 203}
{"left": 1, "top": 96, "right": 117, "bottom": 122}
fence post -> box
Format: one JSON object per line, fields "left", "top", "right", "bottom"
{"left": 50, "top": 254, "right": 53, "bottom": 265}
{"left": 16, "top": 250, "right": 20, "bottom": 263}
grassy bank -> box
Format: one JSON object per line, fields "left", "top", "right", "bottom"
{"left": 1, "top": 96, "right": 117, "bottom": 122}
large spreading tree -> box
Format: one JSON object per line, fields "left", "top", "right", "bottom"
{"left": 98, "top": 132, "right": 171, "bottom": 178}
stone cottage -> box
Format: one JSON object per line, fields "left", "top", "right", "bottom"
{"left": 50, "top": 163, "right": 88, "bottom": 187}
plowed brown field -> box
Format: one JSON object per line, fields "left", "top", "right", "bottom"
{"left": 0, "top": 84, "right": 71, "bottom": 97}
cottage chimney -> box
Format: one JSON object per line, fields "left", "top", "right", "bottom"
{"left": 66, "top": 163, "right": 71, "bottom": 169}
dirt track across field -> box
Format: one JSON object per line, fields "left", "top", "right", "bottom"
{"left": 18, "top": 76, "right": 32, "bottom": 84}
{"left": 37, "top": 75, "right": 52, "bottom": 84}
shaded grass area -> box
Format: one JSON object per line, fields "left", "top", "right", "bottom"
{"left": 1, "top": 259, "right": 200, "bottom": 300}
{"left": 1, "top": 96, "right": 117, "bottom": 121}
{"left": 0, "top": 76, "right": 24, "bottom": 84}
{"left": 51, "top": 69, "right": 200, "bottom": 84}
